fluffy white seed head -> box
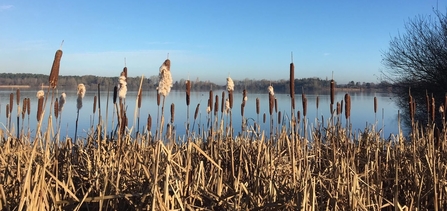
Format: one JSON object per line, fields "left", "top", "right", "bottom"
{"left": 157, "top": 59, "right": 173, "bottom": 97}
{"left": 59, "top": 92, "right": 66, "bottom": 112}
{"left": 268, "top": 85, "right": 274, "bottom": 96}
{"left": 226, "top": 77, "right": 234, "bottom": 92}
{"left": 36, "top": 90, "right": 44, "bottom": 99}
{"left": 119, "top": 75, "right": 127, "bottom": 99}
{"left": 225, "top": 99, "right": 230, "bottom": 114}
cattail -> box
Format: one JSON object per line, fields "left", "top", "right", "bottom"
{"left": 137, "top": 89, "right": 142, "bottom": 109}
{"left": 49, "top": 43, "right": 63, "bottom": 89}
{"left": 316, "top": 95, "right": 320, "bottom": 109}
{"left": 16, "top": 89, "right": 20, "bottom": 106}
{"left": 194, "top": 103, "right": 200, "bottom": 120}
{"left": 93, "top": 95, "right": 97, "bottom": 114}
{"left": 297, "top": 110, "right": 301, "bottom": 124}
{"left": 36, "top": 90, "right": 44, "bottom": 121}
{"left": 147, "top": 114, "right": 152, "bottom": 131}
{"left": 59, "top": 93, "right": 66, "bottom": 112}
{"left": 209, "top": 90, "right": 213, "bottom": 112}
{"left": 336, "top": 102, "right": 341, "bottom": 115}
{"left": 221, "top": 91, "right": 225, "bottom": 114}
{"left": 54, "top": 98, "right": 59, "bottom": 119}
{"left": 157, "top": 92, "right": 160, "bottom": 106}
{"left": 374, "top": 96, "right": 377, "bottom": 114}
{"left": 268, "top": 85, "right": 274, "bottom": 96}
{"left": 241, "top": 103, "right": 244, "bottom": 117}
{"left": 157, "top": 59, "right": 173, "bottom": 97}
{"left": 275, "top": 98, "right": 278, "bottom": 113}
{"left": 122, "top": 66, "right": 128, "bottom": 82}
{"left": 77, "top": 83, "right": 86, "bottom": 110}
{"left": 6, "top": 104, "right": 9, "bottom": 119}
{"left": 170, "top": 103, "right": 175, "bottom": 123}
{"left": 22, "top": 98, "right": 27, "bottom": 119}
{"left": 27, "top": 97, "right": 30, "bottom": 116}
{"left": 207, "top": 99, "right": 211, "bottom": 114}
{"left": 278, "top": 111, "right": 281, "bottom": 124}
{"left": 242, "top": 89, "right": 247, "bottom": 107}
{"left": 263, "top": 113, "right": 266, "bottom": 123}
{"left": 186, "top": 80, "right": 191, "bottom": 106}
{"left": 9, "top": 93, "right": 13, "bottom": 113}
{"left": 302, "top": 95, "right": 307, "bottom": 117}
{"left": 330, "top": 79, "right": 335, "bottom": 105}
{"left": 113, "top": 86, "right": 118, "bottom": 104}
{"left": 227, "top": 77, "right": 234, "bottom": 109}
{"left": 214, "top": 95, "right": 219, "bottom": 116}
{"left": 225, "top": 99, "right": 230, "bottom": 114}
{"left": 256, "top": 98, "right": 260, "bottom": 115}
{"left": 269, "top": 95, "right": 274, "bottom": 116}
{"left": 344, "top": 93, "right": 351, "bottom": 119}
{"left": 118, "top": 75, "right": 127, "bottom": 100}
{"left": 290, "top": 60, "right": 295, "bottom": 100}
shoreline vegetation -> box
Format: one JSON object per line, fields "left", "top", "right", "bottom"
{"left": 0, "top": 73, "right": 392, "bottom": 93}
{"left": 1, "top": 55, "right": 445, "bottom": 210}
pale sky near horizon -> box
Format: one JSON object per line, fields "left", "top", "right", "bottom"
{"left": 1, "top": 1, "right": 446, "bottom": 85}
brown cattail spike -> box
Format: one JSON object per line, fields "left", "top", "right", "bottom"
{"left": 6, "top": 104, "right": 9, "bottom": 119}
{"left": 302, "top": 95, "right": 307, "bottom": 117}
{"left": 344, "top": 93, "right": 351, "bottom": 119}
{"left": 113, "top": 86, "right": 118, "bottom": 104}
{"left": 49, "top": 48, "right": 63, "bottom": 89}
{"left": 16, "top": 89, "right": 20, "bottom": 106}
{"left": 22, "top": 98, "right": 27, "bottom": 119}
{"left": 27, "top": 98, "right": 30, "bottom": 116}
{"left": 330, "top": 79, "right": 335, "bottom": 105}
{"left": 170, "top": 103, "right": 175, "bottom": 124}
{"left": 374, "top": 96, "right": 377, "bottom": 114}
{"left": 157, "top": 92, "right": 160, "bottom": 106}
{"left": 221, "top": 91, "right": 225, "bottom": 114}
{"left": 54, "top": 98, "right": 59, "bottom": 119}
{"left": 256, "top": 98, "right": 260, "bottom": 115}
{"left": 194, "top": 103, "right": 200, "bottom": 120}
{"left": 186, "top": 80, "right": 191, "bottom": 106}
{"left": 290, "top": 59, "right": 295, "bottom": 99}
{"left": 209, "top": 90, "right": 213, "bottom": 112}
{"left": 214, "top": 95, "right": 219, "bottom": 116}
{"left": 93, "top": 95, "right": 97, "bottom": 114}
{"left": 9, "top": 93, "right": 13, "bottom": 113}
{"left": 37, "top": 98, "right": 44, "bottom": 122}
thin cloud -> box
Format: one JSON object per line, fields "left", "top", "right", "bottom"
{"left": 0, "top": 5, "right": 14, "bottom": 11}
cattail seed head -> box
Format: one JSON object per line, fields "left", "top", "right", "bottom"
{"left": 185, "top": 80, "right": 191, "bottom": 106}
{"left": 263, "top": 112, "right": 266, "bottom": 123}
{"left": 214, "top": 95, "right": 219, "bottom": 116}
{"left": 59, "top": 93, "right": 66, "bottom": 112}
{"left": 157, "top": 92, "right": 160, "bottom": 106}
{"left": 229, "top": 91, "right": 233, "bottom": 109}
{"left": 302, "top": 96, "right": 307, "bottom": 117}
{"left": 36, "top": 90, "right": 44, "bottom": 122}
{"left": 54, "top": 98, "right": 59, "bottom": 119}
{"left": 22, "top": 98, "right": 27, "bottom": 119}
{"left": 194, "top": 103, "right": 200, "bottom": 120}
{"left": 77, "top": 83, "right": 86, "bottom": 110}
{"left": 93, "top": 95, "right": 97, "bottom": 114}
{"left": 268, "top": 85, "right": 274, "bottom": 96}
{"left": 221, "top": 91, "right": 225, "bottom": 114}
{"left": 27, "top": 97, "right": 30, "bottom": 116}
{"left": 290, "top": 62, "right": 295, "bottom": 99}
{"left": 157, "top": 59, "right": 173, "bottom": 97}
{"left": 275, "top": 98, "right": 278, "bottom": 113}
{"left": 336, "top": 102, "right": 341, "bottom": 115}
{"left": 16, "top": 89, "right": 20, "bottom": 106}
{"left": 49, "top": 49, "right": 62, "bottom": 89}
{"left": 113, "top": 86, "right": 118, "bottom": 104}
{"left": 226, "top": 77, "right": 234, "bottom": 92}
{"left": 374, "top": 96, "right": 377, "bottom": 114}
{"left": 316, "top": 95, "right": 319, "bottom": 109}
{"left": 278, "top": 111, "right": 281, "bottom": 124}
{"left": 209, "top": 90, "right": 213, "bottom": 112}
{"left": 225, "top": 99, "right": 230, "bottom": 114}
{"left": 170, "top": 103, "right": 175, "bottom": 123}
{"left": 207, "top": 99, "right": 211, "bottom": 114}
{"left": 330, "top": 80, "right": 335, "bottom": 105}
{"left": 241, "top": 103, "right": 244, "bottom": 117}
{"left": 9, "top": 93, "right": 13, "bottom": 113}
{"left": 6, "top": 104, "right": 9, "bottom": 119}
{"left": 118, "top": 75, "right": 127, "bottom": 100}
{"left": 269, "top": 95, "right": 274, "bottom": 116}
{"left": 297, "top": 110, "right": 301, "bottom": 124}
{"left": 256, "top": 97, "right": 260, "bottom": 115}
{"left": 344, "top": 93, "right": 351, "bottom": 119}
{"left": 242, "top": 89, "right": 247, "bottom": 107}
{"left": 137, "top": 89, "right": 142, "bottom": 109}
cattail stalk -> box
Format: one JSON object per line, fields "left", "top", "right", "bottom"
{"left": 227, "top": 77, "right": 234, "bottom": 135}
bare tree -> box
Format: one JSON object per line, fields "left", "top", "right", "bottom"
{"left": 382, "top": 9, "right": 447, "bottom": 126}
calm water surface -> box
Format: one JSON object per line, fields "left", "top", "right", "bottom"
{"left": 0, "top": 89, "right": 402, "bottom": 139}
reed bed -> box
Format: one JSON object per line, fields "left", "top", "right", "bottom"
{"left": 1, "top": 56, "right": 447, "bottom": 211}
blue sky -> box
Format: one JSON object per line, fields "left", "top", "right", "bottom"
{"left": 0, "top": 1, "right": 445, "bottom": 84}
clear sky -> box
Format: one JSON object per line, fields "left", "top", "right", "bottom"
{"left": 1, "top": 1, "right": 446, "bottom": 85}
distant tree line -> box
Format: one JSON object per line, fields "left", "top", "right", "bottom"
{"left": 0, "top": 73, "right": 392, "bottom": 93}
